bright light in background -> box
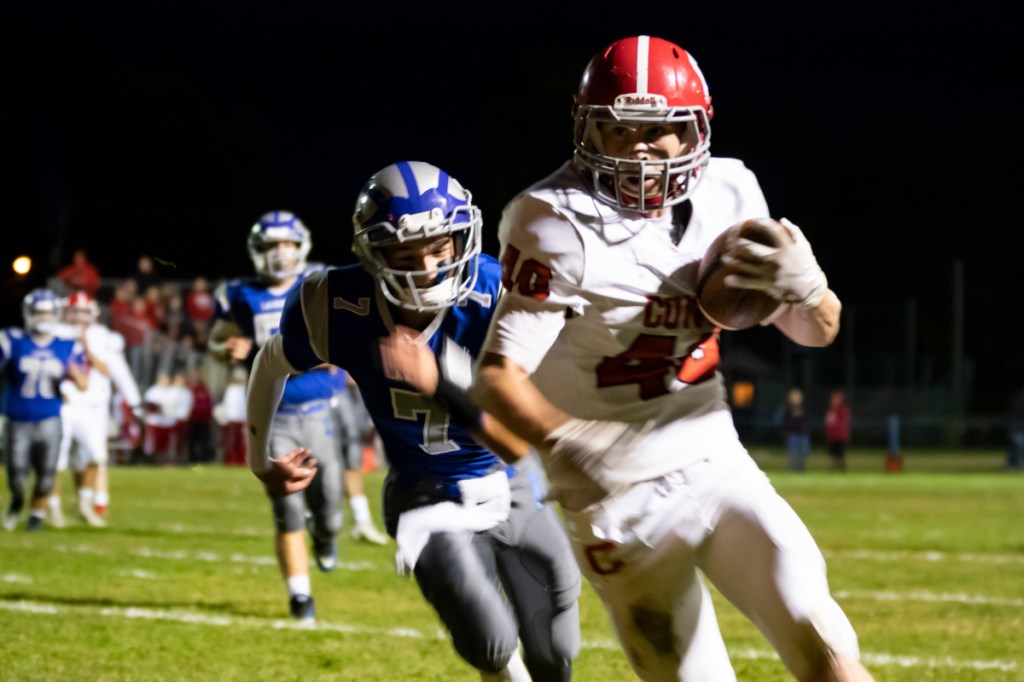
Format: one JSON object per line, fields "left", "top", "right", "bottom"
{"left": 732, "top": 381, "right": 755, "bottom": 408}
{"left": 13, "top": 256, "right": 32, "bottom": 275}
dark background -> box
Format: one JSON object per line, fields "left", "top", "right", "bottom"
{"left": 1, "top": 1, "right": 1020, "bottom": 410}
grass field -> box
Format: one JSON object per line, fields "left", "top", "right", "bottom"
{"left": 1, "top": 449, "right": 1022, "bottom": 681}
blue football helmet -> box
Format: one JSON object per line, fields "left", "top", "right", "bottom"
{"left": 247, "top": 211, "right": 312, "bottom": 280}
{"left": 22, "top": 288, "right": 63, "bottom": 335}
{"left": 352, "top": 161, "right": 482, "bottom": 312}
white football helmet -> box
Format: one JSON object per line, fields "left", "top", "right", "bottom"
{"left": 247, "top": 211, "right": 312, "bottom": 280}
{"left": 22, "top": 288, "right": 63, "bottom": 336}
{"left": 352, "top": 161, "right": 482, "bottom": 312}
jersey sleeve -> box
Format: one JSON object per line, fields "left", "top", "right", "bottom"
{"left": 483, "top": 195, "right": 586, "bottom": 374}
{"left": 213, "top": 281, "right": 233, "bottom": 321}
{"left": 732, "top": 161, "right": 771, "bottom": 219}
{"left": 0, "top": 329, "right": 9, "bottom": 366}
{"left": 278, "top": 274, "right": 326, "bottom": 372}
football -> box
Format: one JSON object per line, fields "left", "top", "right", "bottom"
{"left": 695, "top": 218, "right": 790, "bottom": 330}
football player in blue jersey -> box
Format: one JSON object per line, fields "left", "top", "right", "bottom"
{"left": 246, "top": 162, "right": 581, "bottom": 682}
{"left": 2, "top": 289, "right": 89, "bottom": 531}
{"left": 209, "top": 211, "right": 384, "bottom": 623}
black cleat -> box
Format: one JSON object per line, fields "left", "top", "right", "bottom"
{"left": 313, "top": 537, "right": 337, "bottom": 573}
{"left": 26, "top": 516, "right": 45, "bottom": 532}
{"left": 289, "top": 594, "right": 315, "bottom": 623}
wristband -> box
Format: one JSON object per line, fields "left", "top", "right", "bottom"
{"left": 434, "top": 376, "right": 484, "bottom": 430}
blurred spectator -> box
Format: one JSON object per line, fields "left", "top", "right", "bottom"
{"left": 169, "top": 373, "right": 194, "bottom": 465}
{"left": 1006, "top": 388, "right": 1024, "bottom": 471}
{"left": 56, "top": 249, "right": 101, "bottom": 296}
{"left": 186, "top": 277, "right": 215, "bottom": 328}
{"left": 132, "top": 255, "right": 162, "bottom": 293}
{"left": 109, "top": 280, "right": 137, "bottom": 327}
{"left": 163, "top": 333, "right": 202, "bottom": 376}
{"left": 142, "top": 286, "right": 166, "bottom": 329}
{"left": 186, "top": 369, "right": 214, "bottom": 463}
{"left": 825, "top": 389, "right": 851, "bottom": 472}
{"left": 143, "top": 373, "right": 178, "bottom": 465}
{"left": 218, "top": 368, "right": 248, "bottom": 466}
{"left": 120, "top": 298, "right": 158, "bottom": 387}
{"left": 163, "top": 291, "right": 188, "bottom": 340}
{"left": 781, "top": 388, "right": 810, "bottom": 472}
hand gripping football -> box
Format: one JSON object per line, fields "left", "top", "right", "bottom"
{"left": 695, "top": 218, "right": 790, "bottom": 330}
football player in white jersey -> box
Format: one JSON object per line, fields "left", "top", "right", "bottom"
{"left": 473, "top": 36, "right": 875, "bottom": 682}
{"left": 52, "top": 291, "right": 142, "bottom": 527}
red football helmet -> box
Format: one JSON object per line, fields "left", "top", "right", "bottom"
{"left": 573, "top": 35, "right": 713, "bottom": 212}
{"left": 65, "top": 290, "right": 99, "bottom": 325}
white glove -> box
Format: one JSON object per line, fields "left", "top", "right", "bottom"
{"left": 723, "top": 218, "right": 828, "bottom": 309}
{"left": 543, "top": 418, "right": 653, "bottom": 492}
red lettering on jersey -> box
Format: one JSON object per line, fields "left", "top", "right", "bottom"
{"left": 500, "top": 245, "right": 552, "bottom": 300}
{"left": 596, "top": 334, "right": 675, "bottom": 400}
{"left": 642, "top": 295, "right": 705, "bottom": 329}
{"left": 597, "top": 331, "right": 721, "bottom": 400}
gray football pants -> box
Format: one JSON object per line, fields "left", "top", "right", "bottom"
{"left": 330, "top": 390, "right": 363, "bottom": 471}
{"left": 268, "top": 401, "right": 342, "bottom": 542}
{"left": 4, "top": 416, "right": 62, "bottom": 512}
{"left": 386, "top": 456, "right": 582, "bottom": 682}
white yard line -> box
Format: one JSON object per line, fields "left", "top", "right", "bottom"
{"left": 11, "top": 542, "right": 379, "bottom": 571}
{"left": 825, "top": 549, "right": 1024, "bottom": 565}
{"left": 1, "top": 574, "right": 33, "bottom": 584}
{"left": 834, "top": 589, "right": 1024, "bottom": 608}
{"left": 0, "top": 599, "right": 1017, "bottom": 672}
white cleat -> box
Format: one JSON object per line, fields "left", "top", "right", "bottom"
{"left": 79, "top": 503, "right": 107, "bottom": 528}
{"left": 2, "top": 512, "right": 18, "bottom": 532}
{"left": 350, "top": 520, "right": 388, "bottom": 545}
{"left": 48, "top": 505, "right": 67, "bottom": 529}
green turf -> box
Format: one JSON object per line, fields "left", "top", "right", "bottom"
{"left": 1, "top": 450, "right": 1022, "bottom": 681}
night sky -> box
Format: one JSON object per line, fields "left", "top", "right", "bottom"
{"left": 1, "top": 2, "right": 1020, "bottom": 406}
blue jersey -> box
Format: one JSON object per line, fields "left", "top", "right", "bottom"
{"left": 215, "top": 267, "right": 335, "bottom": 406}
{"left": 0, "top": 329, "right": 83, "bottom": 422}
{"left": 279, "top": 255, "right": 504, "bottom": 484}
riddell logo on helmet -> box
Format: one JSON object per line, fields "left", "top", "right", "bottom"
{"left": 614, "top": 93, "right": 668, "bottom": 109}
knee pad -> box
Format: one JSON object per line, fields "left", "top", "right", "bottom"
{"left": 35, "top": 472, "right": 57, "bottom": 498}
{"left": 271, "top": 493, "right": 308, "bottom": 533}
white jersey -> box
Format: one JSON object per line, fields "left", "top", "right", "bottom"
{"left": 143, "top": 385, "right": 179, "bottom": 427}
{"left": 486, "top": 158, "right": 771, "bottom": 484}
{"left": 58, "top": 323, "right": 139, "bottom": 411}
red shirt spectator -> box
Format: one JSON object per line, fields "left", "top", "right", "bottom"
{"left": 186, "top": 276, "right": 215, "bottom": 325}
{"left": 116, "top": 298, "right": 157, "bottom": 348}
{"left": 142, "top": 286, "right": 166, "bottom": 329}
{"left": 56, "top": 249, "right": 101, "bottom": 296}
{"left": 825, "top": 392, "right": 851, "bottom": 442}
{"left": 189, "top": 374, "right": 213, "bottom": 424}
{"left": 109, "top": 280, "right": 136, "bottom": 326}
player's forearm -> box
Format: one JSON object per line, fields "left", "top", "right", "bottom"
{"left": 86, "top": 350, "right": 110, "bottom": 376}
{"left": 107, "top": 354, "right": 142, "bottom": 406}
{"left": 472, "top": 413, "right": 531, "bottom": 463}
{"left": 774, "top": 289, "right": 842, "bottom": 347}
{"left": 206, "top": 338, "right": 232, "bottom": 363}
{"left": 473, "top": 353, "right": 571, "bottom": 447}
{"left": 245, "top": 334, "right": 295, "bottom": 474}
{"left": 208, "top": 319, "right": 240, "bottom": 363}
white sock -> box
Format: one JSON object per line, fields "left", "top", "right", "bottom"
{"left": 80, "top": 488, "right": 95, "bottom": 505}
{"left": 286, "top": 574, "right": 311, "bottom": 597}
{"left": 48, "top": 496, "right": 61, "bottom": 510}
{"left": 30, "top": 509, "right": 46, "bottom": 520}
{"left": 95, "top": 491, "right": 110, "bottom": 506}
{"left": 349, "top": 495, "right": 371, "bottom": 524}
